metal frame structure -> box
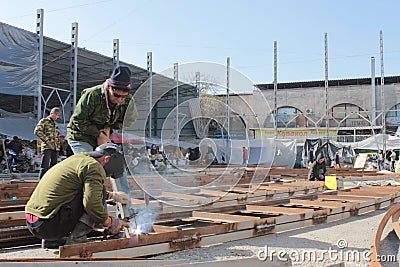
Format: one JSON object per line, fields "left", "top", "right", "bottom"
{"left": 0, "top": 12, "right": 198, "bottom": 140}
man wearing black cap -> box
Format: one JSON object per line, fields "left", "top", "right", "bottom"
{"left": 67, "top": 66, "right": 137, "bottom": 150}
{"left": 25, "top": 143, "right": 130, "bottom": 248}
{"left": 66, "top": 66, "right": 137, "bottom": 203}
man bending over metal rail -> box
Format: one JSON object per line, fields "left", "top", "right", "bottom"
{"left": 25, "top": 143, "right": 130, "bottom": 249}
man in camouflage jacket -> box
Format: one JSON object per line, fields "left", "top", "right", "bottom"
{"left": 67, "top": 66, "right": 137, "bottom": 150}
{"left": 34, "top": 107, "right": 62, "bottom": 178}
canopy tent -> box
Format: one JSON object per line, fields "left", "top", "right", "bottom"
{"left": 302, "top": 138, "right": 355, "bottom": 167}
{"left": 353, "top": 134, "right": 400, "bottom": 150}
{"left": 212, "top": 138, "right": 297, "bottom": 168}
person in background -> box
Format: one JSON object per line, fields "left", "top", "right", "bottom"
{"left": 308, "top": 147, "right": 315, "bottom": 167}
{"left": 242, "top": 146, "right": 249, "bottom": 165}
{"left": 23, "top": 144, "right": 36, "bottom": 172}
{"left": 25, "top": 143, "right": 130, "bottom": 249}
{"left": 308, "top": 154, "right": 327, "bottom": 181}
{"left": 377, "top": 149, "right": 384, "bottom": 171}
{"left": 34, "top": 107, "right": 62, "bottom": 178}
{"left": 390, "top": 149, "right": 396, "bottom": 172}
{"left": 335, "top": 151, "right": 341, "bottom": 168}
{"left": 8, "top": 136, "right": 23, "bottom": 155}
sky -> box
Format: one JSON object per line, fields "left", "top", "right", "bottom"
{"left": 3, "top": 0, "right": 400, "bottom": 84}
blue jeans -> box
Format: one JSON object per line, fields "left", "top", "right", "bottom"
{"left": 67, "top": 140, "right": 93, "bottom": 154}
{"left": 67, "top": 139, "right": 132, "bottom": 216}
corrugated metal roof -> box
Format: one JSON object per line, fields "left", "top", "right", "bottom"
{"left": 256, "top": 76, "right": 400, "bottom": 90}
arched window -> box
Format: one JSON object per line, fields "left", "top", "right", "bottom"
{"left": 387, "top": 103, "right": 400, "bottom": 125}
{"left": 331, "top": 103, "right": 367, "bottom": 127}
{"left": 265, "top": 106, "right": 305, "bottom": 128}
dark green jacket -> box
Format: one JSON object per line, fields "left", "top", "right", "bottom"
{"left": 34, "top": 116, "right": 62, "bottom": 151}
{"left": 25, "top": 153, "right": 108, "bottom": 224}
{"left": 67, "top": 84, "right": 138, "bottom": 147}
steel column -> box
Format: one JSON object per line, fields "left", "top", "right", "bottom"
{"left": 36, "top": 9, "right": 44, "bottom": 120}
{"left": 113, "top": 39, "right": 119, "bottom": 70}
{"left": 173, "top": 63, "right": 179, "bottom": 145}
{"left": 273, "top": 41, "right": 277, "bottom": 137}
{"left": 371, "top": 57, "right": 376, "bottom": 125}
{"left": 70, "top": 22, "right": 78, "bottom": 112}
{"left": 324, "top": 32, "right": 329, "bottom": 139}
{"left": 147, "top": 52, "right": 153, "bottom": 138}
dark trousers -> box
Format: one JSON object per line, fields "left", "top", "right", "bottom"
{"left": 39, "top": 149, "right": 58, "bottom": 179}
{"left": 26, "top": 192, "right": 84, "bottom": 241}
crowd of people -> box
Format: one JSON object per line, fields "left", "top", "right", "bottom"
{"left": 0, "top": 135, "right": 72, "bottom": 174}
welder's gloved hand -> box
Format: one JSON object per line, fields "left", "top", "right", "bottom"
{"left": 104, "top": 150, "right": 126, "bottom": 178}
{"left": 108, "top": 216, "right": 130, "bottom": 235}
{"left": 109, "top": 191, "right": 130, "bottom": 204}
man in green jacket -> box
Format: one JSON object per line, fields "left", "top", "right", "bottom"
{"left": 34, "top": 107, "right": 62, "bottom": 178}
{"left": 25, "top": 143, "right": 130, "bottom": 248}
{"left": 67, "top": 66, "right": 138, "bottom": 201}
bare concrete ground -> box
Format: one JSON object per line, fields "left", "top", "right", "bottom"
{"left": 0, "top": 207, "right": 399, "bottom": 267}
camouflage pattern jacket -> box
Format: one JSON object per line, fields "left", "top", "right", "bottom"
{"left": 67, "top": 84, "right": 138, "bottom": 148}
{"left": 34, "top": 116, "right": 62, "bottom": 151}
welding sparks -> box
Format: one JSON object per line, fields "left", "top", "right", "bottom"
{"left": 128, "top": 221, "right": 142, "bottom": 235}
{"left": 134, "top": 227, "right": 142, "bottom": 235}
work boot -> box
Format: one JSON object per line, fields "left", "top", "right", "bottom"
{"left": 65, "top": 222, "right": 93, "bottom": 245}
{"left": 41, "top": 238, "right": 66, "bottom": 249}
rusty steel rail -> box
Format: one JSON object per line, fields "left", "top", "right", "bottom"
{"left": 0, "top": 227, "right": 40, "bottom": 248}
{"left": 58, "top": 186, "right": 400, "bottom": 259}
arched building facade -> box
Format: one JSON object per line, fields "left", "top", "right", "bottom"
{"left": 212, "top": 76, "right": 400, "bottom": 143}
{"left": 256, "top": 76, "right": 400, "bottom": 142}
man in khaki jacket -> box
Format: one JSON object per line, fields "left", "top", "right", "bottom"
{"left": 25, "top": 143, "right": 130, "bottom": 249}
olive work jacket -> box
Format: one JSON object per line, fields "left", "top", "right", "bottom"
{"left": 67, "top": 84, "right": 138, "bottom": 148}
{"left": 25, "top": 153, "right": 108, "bottom": 224}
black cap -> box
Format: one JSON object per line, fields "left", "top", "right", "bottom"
{"left": 108, "top": 66, "right": 131, "bottom": 91}
{"left": 88, "top": 143, "right": 118, "bottom": 158}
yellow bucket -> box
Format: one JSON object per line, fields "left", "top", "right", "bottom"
{"left": 325, "top": 175, "right": 337, "bottom": 190}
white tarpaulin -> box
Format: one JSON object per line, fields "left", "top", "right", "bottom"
{"left": 0, "top": 23, "right": 38, "bottom": 96}
{"left": 353, "top": 134, "right": 400, "bottom": 150}
{"left": 212, "top": 138, "right": 297, "bottom": 168}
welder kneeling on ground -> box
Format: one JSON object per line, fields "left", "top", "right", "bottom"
{"left": 25, "top": 143, "right": 130, "bottom": 249}
{"left": 308, "top": 154, "right": 327, "bottom": 181}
